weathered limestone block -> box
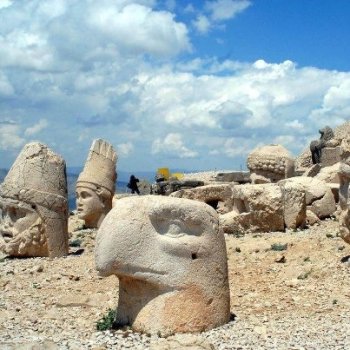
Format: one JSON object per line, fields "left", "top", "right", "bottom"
{"left": 280, "top": 177, "right": 336, "bottom": 219}
{"left": 278, "top": 181, "right": 306, "bottom": 229}
{"left": 220, "top": 184, "right": 284, "bottom": 233}
{"left": 170, "top": 184, "right": 233, "bottom": 214}
{"left": 320, "top": 147, "right": 341, "bottom": 167}
{"left": 0, "top": 142, "right": 68, "bottom": 257}
{"left": 338, "top": 157, "right": 350, "bottom": 244}
{"left": 76, "top": 139, "right": 117, "bottom": 228}
{"left": 247, "top": 144, "right": 295, "bottom": 184}
{"left": 315, "top": 163, "right": 340, "bottom": 184}
{"left": 95, "top": 196, "right": 230, "bottom": 336}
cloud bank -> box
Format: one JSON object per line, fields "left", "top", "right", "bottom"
{"left": 0, "top": 1, "right": 349, "bottom": 172}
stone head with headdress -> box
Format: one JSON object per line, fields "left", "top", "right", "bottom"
{"left": 0, "top": 142, "right": 69, "bottom": 257}
{"left": 76, "top": 139, "right": 117, "bottom": 228}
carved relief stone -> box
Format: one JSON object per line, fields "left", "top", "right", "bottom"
{"left": 247, "top": 144, "right": 295, "bottom": 184}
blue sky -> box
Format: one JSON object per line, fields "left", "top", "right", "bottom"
{"left": 0, "top": 0, "right": 350, "bottom": 173}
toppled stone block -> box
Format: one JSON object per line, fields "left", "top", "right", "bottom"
{"left": 279, "top": 181, "right": 306, "bottom": 229}
{"left": 280, "top": 177, "right": 336, "bottom": 219}
{"left": 220, "top": 183, "right": 284, "bottom": 233}
{"left": 170, "top": 184, "right": 233, "bottom": 214}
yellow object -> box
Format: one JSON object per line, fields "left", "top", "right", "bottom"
{"left": 157, "top": 167, "right": 170, "bottom": 180}
{"left": 171, "top": 172, "right": 184, "bottom": 180}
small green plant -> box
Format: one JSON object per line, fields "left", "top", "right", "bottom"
{"left": 69, "top": 239, "right": 82, "bottom": 247}
{"left": 235, "top": 247, "right": 241, "bottom": 253}
{"left": 332, "top": 299, "right": 338, "bottom": 305}
{"left": 96, "top": 308, "right": 117, "bottom": 331}
{"left": 270, "top": 243, "right": 288, "bottom": 251}
{"left": 303, "top": 257, "right": 311, "bottom": 262}
{"left": 326, "top": 233, "right": 334, "bottom": 238}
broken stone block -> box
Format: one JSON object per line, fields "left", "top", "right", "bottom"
{"left": 170, "top": 184, "right": 233, "bottom": 214}
{"left": 220, "top": 183, "right": 284, "bottom": 233}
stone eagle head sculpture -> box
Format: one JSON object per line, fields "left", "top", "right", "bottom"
{"left": 95, "top": 195, "right": 230, "bottom": 336}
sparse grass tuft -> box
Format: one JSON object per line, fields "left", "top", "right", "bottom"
{"left": 270, "top": 243, "right": 288, "bottom": 251}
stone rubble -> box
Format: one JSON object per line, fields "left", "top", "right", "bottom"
{"left": 1, "top": 217, "right": 350, "bottom": 349}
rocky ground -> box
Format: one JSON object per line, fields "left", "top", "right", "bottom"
{"left": 1, "top": 214, "right": 350, "bottom": 349}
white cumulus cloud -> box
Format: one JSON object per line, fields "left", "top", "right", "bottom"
{"left": 25, "top": 119, "right": 48, "bottom": 136}
{"left": 205, "top": 0, "right": 251, "bottom": 21}
{"left": 152, "top": 133, "right": 198, "bottom": 158}
{"left": 0, "top": 124, "right": 25, "bottom": 150}
{"left": 117, "top": 142, "right": 134, "bottom": 157}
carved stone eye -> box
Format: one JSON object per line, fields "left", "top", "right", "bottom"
{"left": 150, "top": 208, "right": 203, "bottom": 238}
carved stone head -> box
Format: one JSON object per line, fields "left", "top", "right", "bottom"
{"left": 95, "top": 195, "right": 230, "bottom": 336}
{"left": 0, "top": 142, "right": 68, "bottom": 257}
{"left": 76, "top": 139, "right": 117, "bottom": 228}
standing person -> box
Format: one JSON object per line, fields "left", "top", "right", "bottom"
{"left": 128, "top": 175, "right": 140, "bottom": 195}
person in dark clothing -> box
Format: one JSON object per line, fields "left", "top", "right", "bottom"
{"left": 128, "top": 175, "right": 140, "bottom": 194}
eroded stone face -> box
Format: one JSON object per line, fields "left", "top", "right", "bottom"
{"left": 0, "top": 142, "right": 68, "bottom": 258}
{"left": 95, "top": 195, "right": 230, "bottom": 336}
{"left": 76, "top": 186, "right": 105, "bottom": 227}
{"left": 76, "top": 139, "right": 117, "bottom": 228}
{"left": 0, "top": 198, "right": 45, "bottom": 256}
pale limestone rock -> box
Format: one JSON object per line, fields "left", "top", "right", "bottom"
{"left": 320, "top": 147, "right": 341, "bottom": 167}
{"left": 170, "top": 184, "right": 233, "bottom": 214}
{"left": 279, "top": 181, "right": 306, "bottom": 229}
{"left": 95, "top": 196, "right": 230, "bottom": 336}
{"left": 0, "top": 142, "right": 68, "bottom": 258}
{"left": 338, "top": 157, "right": 350, "bottom": 244}
{"left": 150, "top": 334, "right": 214, "bottom": 350}
{"left": 76, "top": 139, "right": 117, "bottom": 228}
{"left": 247, "top": 144, "right": 295, "bottom": 184}
{"left": 220, "top": 184, "right": 284, "bottom": 233}
{"left": 280, "top": 177, "right": 336, "bottom": 219}
{"left": 306, "top": 209, "right": 320, "bottom": 226}
{"left": 315, "top": 163, "right": 340, "bottom": 184}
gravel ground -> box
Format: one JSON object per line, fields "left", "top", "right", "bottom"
{"left": 1, "top": 217, "right": 350, "bottom": 349}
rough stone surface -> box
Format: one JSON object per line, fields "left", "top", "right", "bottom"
{"left": 296, "top": 121, "right": 350, "bottom": 173}
{"left": 279, "top": 181, "right": 306, "bottom": 229}
{"left": 95, "top": 196, "right": 230, "bottom": 336}
{"left": 280, "top": 177, "right": 336, "bottom": 219}
{"left": 220, "top": 184, "right": 284, "bottom": 233}
{"left": 247, "top": 144, "right": 295, "bottom": 184}
{"left": 315, "top": 163, "right": 340, "bottom": 184}
{"left": 320, "top": 147, "right": 342, "bottom": 167}
{"left": 76, "top": 139, "right": 117, "bottom": 229}
{"left": 170, "top": 184, "right": 233, "bottom": 214}
{"left": 0, "top": 142, "right": 68, "bottom": 258}
{"left": 338, "top": 157, "right": 350, "bottom": 244}
{"left": 2, "top": 216, "right": 350, "bottom": 349}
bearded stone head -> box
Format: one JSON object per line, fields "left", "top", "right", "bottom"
{"left": 0, "top": 142, "right": 68, "bottom": 258}
{"left": 95, "top": 195, "right": 230, "bottom": 336}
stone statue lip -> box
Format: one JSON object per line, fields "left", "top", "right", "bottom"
{"left": 1, "top": 230, "right": 13, "bottom": 242}
{"left": 108, "top": 262, "right": 167, "bottom": 281}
